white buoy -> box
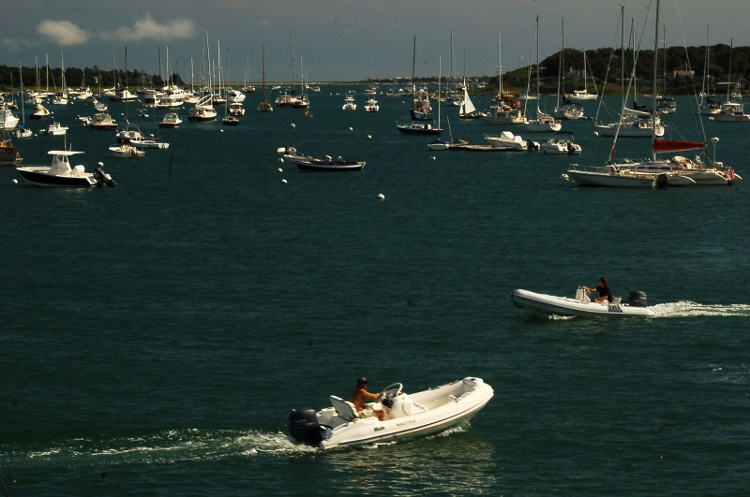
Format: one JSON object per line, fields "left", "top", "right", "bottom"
{"left": 291, "top": 123, "right": 296, "bottom": 128}
{"left": 593, "top": 131, "right": 599, "bottom": 137}
{"left": 278, "top": 168, "right": 283, "bottom": 173}
{"left": 367, "top": 134, "right": 372, "bottom": 139}
{"left": 349, "top": 127, "right": 353, "bottom": 131}
{"left": 220, "top": 129, "right": 224, "bottom": 132}
{"left": 282, "top": 179, "right": 288, "bottom": 184}
{"left": 377, "top": 193, "right": 385, "bottom": 200}
{"left": 431, "top": 156, "right": 436, "bottom": 160}
{"left": 12, "top": 178, "right": 18, "bottom": 184}
{"left": 278, "top": 157, "right": 284, "bottom": 163}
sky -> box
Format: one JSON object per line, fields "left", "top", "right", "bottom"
{"left": 2, "top": 0, "right": 749, "bottom": 83}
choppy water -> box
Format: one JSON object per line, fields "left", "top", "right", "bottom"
{"left": 3, "top": 88, "right": 749, "bottom": 496}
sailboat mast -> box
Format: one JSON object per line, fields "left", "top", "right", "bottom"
{"left": 651, "top": 0, "right": 660, "bottom": 159}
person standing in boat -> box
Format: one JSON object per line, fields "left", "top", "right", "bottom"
{"left": 584, "top": 277, "right": 613, "bottom": 303}
{"left": 349, "top": 377, "right": 384, "bottom": 421}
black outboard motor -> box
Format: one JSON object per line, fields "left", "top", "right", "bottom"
{"left": 289, "top": 408, "right": 324, "bottom": 446}
{"left": 628, "top": 291, "right": 648, "bottom": 307}
{"left": 93, "top": 167, "right": 116, "bottom": 187}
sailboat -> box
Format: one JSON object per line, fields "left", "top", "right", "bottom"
{"left": 189, "top": 30, "right": 218, "bottom": 122}
{"left": 257, "top": 44, "right": 273, "bottom": 112}
{"left": 14, "top": 63, "right": 33, "bottom": 138}
{"left": 408, "top": 37, "right": 432, "bottom": 121}
{"left": 698, "top": 25, "right": 721, "bottom": 115}
{"left": 593, "top": 11, "right": 665, "bottom": 138}
{"left": 568, "top": 51, "right": 598, "bottom": 101}
{"left": 526, "top": 16, "right": 562, "bottom": 133}
{"left": 714, "top": 39, "right": 750, "bottom": 122}
{"left": 565, "top": 0, "right": 741, "bottom": 187}
{"left": 50, "top": 51, "right": 69, "bottom": 105}
{"left": 428, "top": 57, "right": 453, "bottom": 150}
{"left": 484, "top": 33, "right": 526, "bottom": 125}
{"left": 553, "top": 19, "right": 585, "bottom": 120}
{"left": 655, "top": 25, "right": 677, "bottom": 114}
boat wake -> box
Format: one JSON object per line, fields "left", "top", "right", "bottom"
{"left": 6, "top": 428, "right": 313, "bottom": 468}
{"left": 650, "top": 301, "right": 750, "bottom": 318}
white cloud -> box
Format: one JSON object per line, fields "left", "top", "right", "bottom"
{"left": 37, "top": 20, "right": 90, "bottom": 46}
{"left": 100, "top": 14, "right": 197, "bottom": 42}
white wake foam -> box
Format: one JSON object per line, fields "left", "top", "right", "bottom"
{"left": 650, "top": 301, "right": 750, "bottom": 318}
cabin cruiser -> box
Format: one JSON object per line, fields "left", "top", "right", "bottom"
{"left": 289, "top": 377, "right": 494, "bottom": 450}
{"left": 511, "top": 288, "right": 655, "bottom": 317}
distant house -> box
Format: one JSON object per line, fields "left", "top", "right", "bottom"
{"left": 673, "top": 64, "right": 694, "bottom": 78}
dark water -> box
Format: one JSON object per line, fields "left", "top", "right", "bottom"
{"left": 3, "top": 89, "right": 749, "bottom": 496}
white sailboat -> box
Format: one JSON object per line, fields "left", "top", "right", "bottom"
{"left": 553, "top": 19, "right": 585, "bottom": 120}
{"left": 526, "top": 16, "right": 562, "bottom": 133}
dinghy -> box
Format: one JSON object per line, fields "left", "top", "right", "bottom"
{"left": 289, "top": 376, "right": 494, "bottom": 450}
{"left": 511, "top": 288, "right": 655, "bottom": 317}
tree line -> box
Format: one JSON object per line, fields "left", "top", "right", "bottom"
{"left": 1, "top": 44, "right": 749, "bottom": 94}
{"left": 0, "top": 65, "right": 184, "bottom": 91}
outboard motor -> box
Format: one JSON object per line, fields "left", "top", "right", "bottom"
{"left": 628, "top": 291, "right": 648, "bottom": 307}
{"left": 93, "top": 167, "right": 116, "bottom": 187}
{"left": 289, "top": 408, "right": 324, "bottom": 446}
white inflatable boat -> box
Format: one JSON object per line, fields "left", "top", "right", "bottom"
{"left": 511, "top": 287, "right": 655, "bottom": 317}
{"left": 289, "top": 377, "right": 494, "bottom": 450}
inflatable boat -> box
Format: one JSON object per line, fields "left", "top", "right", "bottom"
{"left": 289, "top": 377, "right": 494, "bottom": 450}
{"left": 511, "top": 287, "right": 655, "bottom": 317}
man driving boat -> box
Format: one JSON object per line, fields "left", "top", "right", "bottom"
{"left": 349, "top": 377, "right": 384, "bottom": 421}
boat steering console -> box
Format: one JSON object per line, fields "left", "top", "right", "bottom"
{"left": 380, "top": 383, "right": 403, "bottom": 409}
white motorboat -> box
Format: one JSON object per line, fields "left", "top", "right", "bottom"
{"left": 109, "top": 143, "right": 145, "bottom": 158}
{"left": 364, "top": 98, "right": 379, "bottom": 112}
{"left": 40, "top": 122, "right": 69, "bottom": 136}
{"left": 541, "top": 131, "right": 582, "bottom": 155}
{"left": 511, "top": 288, "right": 655, "bottom": 318}
{"left": 289, "top": 377, "right": 494, "bottom": 450}
{"left": 342, "top": 95, "right": 357, "bottom": 111}
{"left": 713, "top": 102, "right": 750, "bottom": 122}
{"left": 16, "top": 150, "right": 115, "bottom": 187}
{"left": 484, "top": 131, "right": 539, "bottom": 151}
{"left": 89, "top": 113, "right": 118, "bottom": 131}
{"left": 130, "top": 137, "right": 169, "bottom": 149}
{"left": 0, "top": 105, "right": 20, "bottom": 130}
{"left": 159, "top": 112, "right": 182, "bottom": 128}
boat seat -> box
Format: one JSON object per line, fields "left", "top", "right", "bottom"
{"left": 612, "top": 296, "right": 622, "bottom": 305}
{"left": 330, "top": 395, "right": 359, "bottom": 421}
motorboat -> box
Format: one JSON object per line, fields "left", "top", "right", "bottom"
{"left": 29, "top": 103, "right": 52, "bottom": 120}
{"left": 116, "top": 123, "right": 143, "bottom": 143}
{"left": 484, "top": 131, "right": 539, "bottom": 151}
{"left": 0, "top": 105, "right": 20, "bottom": 130}
{"left": 541, "top": 131, "right": 582, "bottom": 155}
{"left": 40, "top": 122, "right": 69, "bottom": 136}
{"left": 89, "top": 113, "right": 118, "bottom": 131}
{"left": 130, "top": 137, "right": 169, "bottom": 149}
{"left": 364, "top": 98, "right": 379, "bottom": 112}
{"left": 293, "top": 155, "right": 365, "bottom": 172}
{"left": 396, "top": 122, "right": 442, "bottom": 135}
{"left": 228, "top": 102, "right": 245, "bottom": 116}
{"left": 511, "top": 288, "right": 655, "bottom": 318}
{"left": 713, "top": 102, "right": 750, "bottom": 122}
{"left": 1, "top": 136, "right": 23, "bottom": 165}
{"left": 159, "top": 112, "right": 182, "bottom": 128}
{"left": 288, "top": 377, "right": 494, "bottom": 450}
{"left": 16, "top": 150, "right": 115, "bottom": 187}
{"left": 342, "top": 95, "right": 357, "bottom": 111}
{"left": 222, "top": 115, "right": 240, "bottom": 126}
{"left": 109, "top": 143, "right": 145, "bottom": 158}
